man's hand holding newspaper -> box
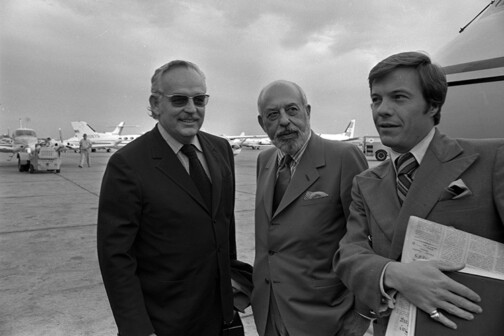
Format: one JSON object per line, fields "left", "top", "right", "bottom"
{"left": 384, "top": 259, "right": 481, "bottom": 330}
{"left": 385, "top": 216, "right": 504, "bottom": 336}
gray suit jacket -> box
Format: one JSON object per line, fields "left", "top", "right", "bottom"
{"left": 252, "top": 133, "right": 368, "bottom": 336}
{"left": 334, "top": 129, "right": 504, "bottom": 335}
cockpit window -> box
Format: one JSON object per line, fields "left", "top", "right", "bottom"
{"left": 14, "top": 130, "right": 37, "bottom": 137}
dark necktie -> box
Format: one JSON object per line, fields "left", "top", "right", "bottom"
{"left": 180, "top": 144, "right": 212, "bottom": 209}
{"left": 273, "top": 155, "right": 293, "bottom": 212}
{"left": 395, "top": 152, "right": 419, "bottom": 205}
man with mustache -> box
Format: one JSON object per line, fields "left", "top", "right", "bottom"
{"left": 97, "top": 60, "right": 244, "bottom": 336}
{"left": 251, "top": 80, "right": 368, "bottom": 336}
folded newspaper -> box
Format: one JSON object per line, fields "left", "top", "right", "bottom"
{"left": 385, "top": 216, "right": 504, "bottom": 336}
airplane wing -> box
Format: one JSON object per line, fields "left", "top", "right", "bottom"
{"left": 340, "top": 137, "right": 360, "bottom": 142}
{"left": 0, "top": 144, "right": 14, "bottom": 153}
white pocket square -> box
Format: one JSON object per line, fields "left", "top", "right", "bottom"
{"left": 303, "top": 191, "right": 329, "bottom": 200}
{"left": 445, "top": 179, "right": 472, "bottom": 200}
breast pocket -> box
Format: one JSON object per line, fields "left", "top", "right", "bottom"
{"left": 300, "top": 195, "right": 333, "bottom": 207}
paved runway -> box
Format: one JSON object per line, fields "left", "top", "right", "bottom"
{"left": 0, "top": 148, "right": 379, "bottom": 336}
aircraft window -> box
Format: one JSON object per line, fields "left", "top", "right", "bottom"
{"left": 14, "top": 130, "right": 37, "bottom": 137}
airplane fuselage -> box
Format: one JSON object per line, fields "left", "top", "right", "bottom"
{"left": 435, "top": 1, "right": 504, "bottom": 139}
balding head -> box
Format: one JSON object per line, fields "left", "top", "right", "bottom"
{"left": 257, "top": 80, "right": 311, "bottom": 155}
{"left": 257, "top": 80, "right": 308, "bottom": 115}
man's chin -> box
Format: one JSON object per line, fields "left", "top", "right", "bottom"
{"left": 274, "top": 139, "right": 302, "bottom": 155}
{"left": 172, "top": 126, "right": 201, "bottom": 143}
{"left": 181, "top": 124, "right": 201, "bottom": 134}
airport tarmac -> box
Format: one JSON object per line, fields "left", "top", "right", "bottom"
{"left": 0, "top": 148, "right": 379, "bottom": 336}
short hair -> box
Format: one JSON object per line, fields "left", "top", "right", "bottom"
{"left": 148, "top": 60, "right": 206, "bottom": 118}
{"left": 257, "top": 80, "right": 308, "bottom": 115}
{"left": 368, "top": 51, "right": 447, "bottom": 125}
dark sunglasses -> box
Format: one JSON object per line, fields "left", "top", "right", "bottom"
{"left": 159, "top": 93, "right": 209, "bottom": 107}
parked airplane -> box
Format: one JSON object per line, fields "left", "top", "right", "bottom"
{"left": 318, "top": 119, "right": 358, "bottom": 141}
{"left": 216, "top": 133, "right": 244, "bottom": 155}
{"left": 0, "top": 127, "right": 38, "bottom": 154}
{"left": 222, "top": 119, "right": 357, "bottom": 150}
{"left": 435, "top": 0, "right": 504, "bottom": 139}
{"left": 241, "top": 136, "right": 272, "bottom": 149}
{"left": 222, "top": 132, "right": 271, "bottom": 150}
{"left": 65, "top": 121, "right": 122, "bottom": 152}
{"left": 0, "top": 122, "right": 42, "bottom": 171}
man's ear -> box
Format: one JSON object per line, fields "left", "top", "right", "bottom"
{"left": 306, "top": 104, "right": 311, "bottom": 118}
{"left": 427, "top": 103, "right": 439, "bottom": 117}
{"left": 149, "top": 95, "right": 159, "bottom": 116}
{"left": 258, "top": 114, "right": 265, "bottom": 132}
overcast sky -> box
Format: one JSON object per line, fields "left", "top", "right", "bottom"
{"left": 0, "top": 0, "right": 487, "bottom": 140}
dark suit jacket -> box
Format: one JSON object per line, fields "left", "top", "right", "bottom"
{"left": 251, "top": 133, "right": 368, "bottom": 336}
{"left": 334, "top": 129, "right": 504, "bottom": 336}
{"left": 97, "top": 125, "right": 237, "bottom": 336}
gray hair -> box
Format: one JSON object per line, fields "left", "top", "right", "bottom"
{"left": 148, "top": 60, "right": 206, "bottom": 118}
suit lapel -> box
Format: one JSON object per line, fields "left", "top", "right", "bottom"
{"left": 273, "top": 134, "right": 322, "bottom": 217}
{"left": 388, "top": 130, "right": 479, "bottom": 259}
{"left": 358, "top": 162, "right": 400, "bottom": 243}
{"left": 151, "top": 127, "right": 210, "bottom": 213}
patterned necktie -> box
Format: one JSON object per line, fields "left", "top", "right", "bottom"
{"left": 395, "top": 152, "right": 419, "bottom": 205}
{"left": 273, "top": 155, "right": 293, "bottom": 212}
{"left": 180, "top": 144, "right": 212, "bottom": 209}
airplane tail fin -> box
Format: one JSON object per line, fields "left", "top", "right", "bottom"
{"left": 71, "top": 121, "right": 97, "bottom": 137}
{"left": 59, "top": 128, "right": 63, "bottom": 142}
{"left": 344, "top": 120, "right": 356, "bottom": 138}
{"left": 110, "top": 121, "right": 125, "bottom": 135}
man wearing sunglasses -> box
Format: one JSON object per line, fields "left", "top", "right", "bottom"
{"left": 98, "top": 60, "right": 244, "bottom": 336}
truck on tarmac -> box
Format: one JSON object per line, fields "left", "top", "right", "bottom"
{"left": 18, "top": 144, "right": 63, "bottom": 173}
{"left": 362, "top": 136, "right": 389, "bottom": 161}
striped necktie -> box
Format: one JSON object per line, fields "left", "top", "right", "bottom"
{"left": 395, "top": 152, "right": 418, "bottom": 205}
{"left": 273, "top": 155, "right": 293, "bottom": 212}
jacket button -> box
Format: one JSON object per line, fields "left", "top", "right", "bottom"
{"left": 265, "top": 278, "right": 270, "bottom": 284}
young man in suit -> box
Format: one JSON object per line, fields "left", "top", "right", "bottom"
{"left": 251, "top": 80, "right": 369, "bottom": 336}
{"left": 333, "top": 51, "right": 504, "bottom": 335}
{"left": 97, "top": 60, "right": 240, "bottom": 336}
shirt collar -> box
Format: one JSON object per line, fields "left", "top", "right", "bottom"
{"left": 277, "top": 131, "right": 312, "bottom": 166}
{"left": 157, "top": 123, "right": 203, "bottom": 154}
{"left": 390, "top": 127, "right": 435, "bottom": 171}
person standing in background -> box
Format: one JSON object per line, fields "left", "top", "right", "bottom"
{"left": 78, "top": 133, "right": 92, "bottom": 167}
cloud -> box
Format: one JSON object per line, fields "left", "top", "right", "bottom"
{"left": 0, "top": 0, "right": 487, "bottom": 138}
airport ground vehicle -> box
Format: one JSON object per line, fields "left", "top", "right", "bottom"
{"left": 18, "top": 146, "right": 63, "bottom": 173}
{"left": 362, "top": 136, "right": 389, "bottom": 161}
